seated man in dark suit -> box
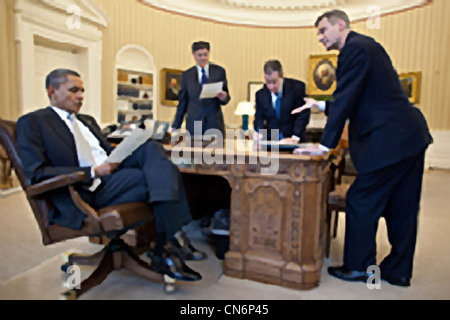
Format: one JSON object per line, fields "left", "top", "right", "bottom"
{"left": 16, "top": 68, "right": 206, "bottom": 282}
{"left": 253, "top": 60, "right": 310, "bottom": 143}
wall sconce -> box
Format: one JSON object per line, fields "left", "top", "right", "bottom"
{"left": 234, "top": 101, "right": 255, "bottom": 131}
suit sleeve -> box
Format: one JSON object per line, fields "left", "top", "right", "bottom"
{"left": 292, "top": 82, "right": 310, "bottom": 139}
{"left": 219, "top": 68, "right": 231, "bottom": 106}
{"left": 16, "top": 114, "right": 92, "bottom": 185}
{"left": 320, "top": 43, "right": 370, "bottom": 149}
{"left": 172, "top": 71, "right": 189, "bottom": 129}
{"left": 253, "top": 89, "right": 265, "bottom": 132}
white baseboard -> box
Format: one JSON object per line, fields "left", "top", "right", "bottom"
{"left": 425, "top": 131, "right": 450, "bottom": 170}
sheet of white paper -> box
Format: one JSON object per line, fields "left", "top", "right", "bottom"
{"left": 199, "top": 81, "right": 223, "bottom": 99}
{"left": 106, "top": 128, "right": 153, "bottom": 163}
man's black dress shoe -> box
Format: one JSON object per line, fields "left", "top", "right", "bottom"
{"left": 328, "top": 266, "right": 372, "bottom": 283}
{"left": 175, "top": 231, "right": 207, "bottom": 261}
{"left": 149, "top": 254, "right": 202, "bottom": 282}
{"left": 149, "top": 240, "right": 202, "bottom": 282}
{"left": 381, "top": 274, "right": 411, "bottom": 287}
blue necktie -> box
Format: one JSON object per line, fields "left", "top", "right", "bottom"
{"left": 275, "top": 92, "right": 283, "bottom": 140}
{"left": 275, "top": 92, "right": 281, "bottom": 119}
{"left": 201, "top": 68, "right": 208, "bottom": 86}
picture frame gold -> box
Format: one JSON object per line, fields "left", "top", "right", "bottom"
{"left": 161, "top": 68, "right": 183, "bottom": 106}
{"left": 399, "top": 71, "right": 421, "bottom": 104}
{"left": 307, "top": 53, "right": 338, "bottom": 97}
{"left": 247, "top": 81, "right": 265, "bottom": 106}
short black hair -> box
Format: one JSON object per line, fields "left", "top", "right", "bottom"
{"left": 191, "top": 41, "right": 210, "bottom": 53}
{"left": 45, "top": 69, "right": 80, "bottom": 90}
{"left": 264, "top": 60, "right": 283, "bottom": 75}
{"left": 315, "top": 10, "right": 350, "bottom": 28}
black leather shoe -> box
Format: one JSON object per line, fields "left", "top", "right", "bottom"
{"left": 149, "top": 253, "right": 202, "bottom": 282}
{"left": 328, "top": 266, "right": 371, "bottom": 283}
{"left": 381, "top": 274, "right": 411, "bottom": 287}
{"left": 175, "top": 231, "right": 207, "bottom": 261}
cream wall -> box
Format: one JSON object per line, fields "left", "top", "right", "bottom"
{"left": 1, "top": 0, "right": 449, "bottom": 131}
{"left": 0, "top": 0, "right": 19, "bottom": 121}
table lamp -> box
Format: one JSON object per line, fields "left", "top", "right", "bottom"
{"left": 234, "top": 101, "right": 255, "bottom": 131}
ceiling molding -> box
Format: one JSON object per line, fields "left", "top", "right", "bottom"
{"left": 139, "top": 0, "right": 431, "bottom": 28}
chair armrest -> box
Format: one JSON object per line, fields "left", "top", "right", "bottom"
{"left": 26, "top": 172, "right": 87, "bottom": 197}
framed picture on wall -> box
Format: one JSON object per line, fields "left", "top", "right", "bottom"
{"left": 399, "top": 71, "right": 421, "bottom": 104}
{"left": 161, "top": 68, "right": 183, "bottom": 106}
{"left": 247, "top": 81, "right": 265, "bottom": 106}
{"left": 307, "top": 53, "right": 338, "bottom": 97}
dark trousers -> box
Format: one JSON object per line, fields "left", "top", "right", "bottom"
{"left": 344, "top": 151, "right": 426, "bottom": 279}
{"left": 87, "top": 140, "right": 192, "bottom": 238}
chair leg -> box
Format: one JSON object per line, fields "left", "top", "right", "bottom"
{"left": 122, "top": 246, "right": 176, "bottom": 293}
{"left": 62, "top": 247, "right": 108, "bottom": 268}
{"left": 325, "top": 208, "right": 332, "bottom": 258}
{"left": 60, "top": 237, "right": 175, "bottom": 299}
{"left": 61, "top": 250, "right": 115, "bottom": 299}
{"left": 332, "top": 211, "right": 339, "bottom": 238}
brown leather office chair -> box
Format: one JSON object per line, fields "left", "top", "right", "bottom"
{"left": 0, "top": 118, "right": 174, "bottom": 299}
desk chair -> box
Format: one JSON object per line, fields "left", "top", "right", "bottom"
{"left": 325, "top": 147, "right": 353, "bottom": 258}
{"left": 0, "top": 118, "right": 174, "bottom": 299}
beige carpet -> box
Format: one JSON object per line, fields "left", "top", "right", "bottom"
{"left": 1, "top": 170, "right": 450, "bottom": 300}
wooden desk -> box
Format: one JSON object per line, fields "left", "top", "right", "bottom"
{"left": 165, "top": 140, "right": 333, "bottom": 290}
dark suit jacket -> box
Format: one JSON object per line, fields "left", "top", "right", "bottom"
{"left": 172, "top": 63, "right": 231, "bottom": 135}
{"left": 254, "top": 78, "right": 310, "bottom": 141}
{"left": 16, "top": 107, "right": 113, "bottom": 229}
{"left": 321, "top": 31, "right": 432, "bottom": 174}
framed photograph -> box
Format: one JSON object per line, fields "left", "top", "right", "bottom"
{"left": 247, "top": 81, "right": 265, "bottom": 106}
{"left": 161, "top": 68, "right": 183, "bottom": 106}
{"left": 399, "top": 71, "right": 421, "bottom": 104}
{"left": 307, "top": 53, "right": 338, "bottom": 97}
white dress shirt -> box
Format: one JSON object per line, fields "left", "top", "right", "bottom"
{"left": 195, "top": 64, "right": 210, "bottom": 83}
{"left": 51, "top": 106, "right": 108, "bottom": 190}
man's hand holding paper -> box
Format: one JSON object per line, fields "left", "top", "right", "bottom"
{"left": 199, "top": 81, "right": 224, "bottom": 99}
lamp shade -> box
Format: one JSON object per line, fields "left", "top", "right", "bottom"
{"left": 234, "top": 101, "right": 255, "bottom": 116}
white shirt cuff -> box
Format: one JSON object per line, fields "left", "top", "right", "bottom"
{"left": 90, "top": 167, "right": 96, "bottom": 178}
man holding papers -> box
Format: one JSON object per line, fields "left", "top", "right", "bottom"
{"left": 17, "top": 69, "right": 206, "bottom": 283}
{"left": 171, "top": 41, "right": 231, "bottom": 136}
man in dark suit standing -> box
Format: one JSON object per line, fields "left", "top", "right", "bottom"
{"left": 16, "top": 69, "right": 207, "bottom": 282}
{"left": 171, "top": 41, "right": 231, "bottom": 136}
{"left": 292, "top": 10, "right": 432, "bottom": 286}
{"left": 254, "top": 60, "right": 310, "bottom": 143}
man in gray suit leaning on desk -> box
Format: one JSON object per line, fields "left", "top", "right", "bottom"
{"left": 16, "top": 68, "right": 207, "bottom": 283}
{"left": 292, "top": 10, "right": 432, "bottom": 287}
{"left": 171, "top": 41, "right": 231, "bottom": 136}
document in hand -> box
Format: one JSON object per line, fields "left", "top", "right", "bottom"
{"left": 199, "top": 81, "right": 223, "bottom": 99}
{"left": 106, "top": 128, "right": 153, "bottom": 163}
